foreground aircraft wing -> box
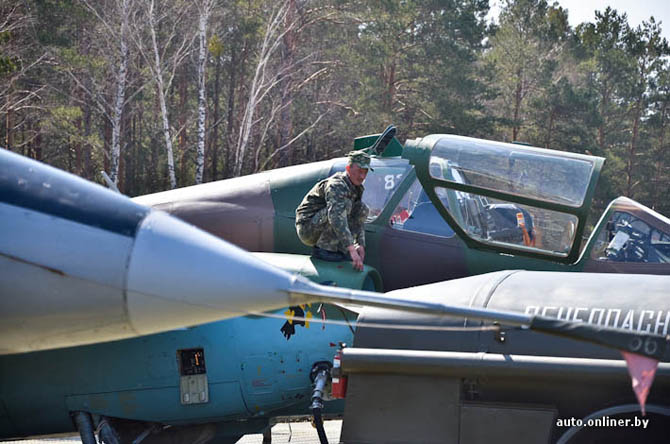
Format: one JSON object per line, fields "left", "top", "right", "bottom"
{"left": 0, "top": 148, "right": 305, "bottom": 354}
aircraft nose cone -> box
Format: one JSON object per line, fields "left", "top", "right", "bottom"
{"left": 125, "top": 211, "right": 295, "bottom": 334}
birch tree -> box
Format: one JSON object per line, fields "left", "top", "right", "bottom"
{"left": 133, "top": 0, "right": 193, "bottom": 189}
{"left": 234, "top": 3, "right": 291, "bottom": 177}
{"left": 195, "top": 0, "right": 213, "bottom": 184}
{"left": 108, "top": 0, "right": 130, "bottom": 185}
{"left": 276, "top": 0, "right": 297, "bottom": 168}
{"left": 235, "top": 1, "right": 335, "bottom": 176}
{"left": 64, "top": 0, "right": 139, "bottom": 185}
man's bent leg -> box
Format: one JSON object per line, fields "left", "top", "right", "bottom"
{"left": 296, "top": 208, "right": 329, "bottom": 246}
{"left": 312, "top": 246, "right": 347, "bottom": 262}
{"left": 349, "top": 202, "right": 369, "bottom": 236}
{"left": 315, "top": 222, "right": 343, "bottom": 253}
{"left": 313, "top": 224, "right": 349, "bottom": 261}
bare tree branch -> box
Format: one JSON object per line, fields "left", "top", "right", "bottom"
{"left": 258, "top": 111, "right": 327, "bottom": 172}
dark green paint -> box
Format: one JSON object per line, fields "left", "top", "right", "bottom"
{"left": 353, "top": 133, "right": 404, "bottom": 157}
{"left": 253, "top": 253, "right": 382, "bottom": 292}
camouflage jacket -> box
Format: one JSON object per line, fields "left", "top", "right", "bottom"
{"left": 295, "top": 171, "right": 367, "bottom": 248}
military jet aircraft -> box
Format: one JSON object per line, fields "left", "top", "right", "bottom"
{"left": 135, "top": 129, "right": 670, "bottom": 291}
{"left": 2, "top": 134, "right": 669, "bottom": 443}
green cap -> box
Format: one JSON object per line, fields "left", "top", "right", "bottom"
{"left": 347, "top": 150, "right": 374, "bottom": 171}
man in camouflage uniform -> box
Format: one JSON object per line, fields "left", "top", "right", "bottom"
{"left": 295, "top": 151, "right": 371, "bottom": 271}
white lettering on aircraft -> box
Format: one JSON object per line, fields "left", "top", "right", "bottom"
{"left": 524, "top": 306, "right": 670, "bottom": 335}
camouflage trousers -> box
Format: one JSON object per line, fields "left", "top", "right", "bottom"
{"left": 296, "top": 205, "right": 367, "bottom": 253}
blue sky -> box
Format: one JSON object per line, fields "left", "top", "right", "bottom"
{"left": 488, "top": 0, "right": 670, "bottom": 40}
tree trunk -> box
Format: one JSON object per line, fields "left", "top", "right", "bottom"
{"left": 110, "top": 0, "right": 129, "bottom": 185}
{"left": 652, "top": 101, "right": 668, "bottom": 210}
{"left": 598, "top": 81, "right": 610, "bottom": 153}
{"left": 74, "top": 116, "right": 83, "bottom": 175}
{"left": 626, "top": 99, "right": 642, "bottom": 197}
{"left": 195, "top": 0, "right": 211, "bottom": 184}
{"left": 83, "top": 94, "right": 92, "bottom": 180}
{"left": 178, "top": 65, "right": 188, "bottom": 184}
{"left": 545, "top": 108, "right": 555, "bottom": 148}
{"left": 103, "top": 117, "right": 111, "bottom": 174}
{"left": 225, "top": 49, "right": 237, "bottom": 178}
{"left": 512, "top": 69, "right": 522, "bottom": 141}
{"left": 210, "top": 53, "right": 221, "bottom": 181}
{"left": 157, "top": 78, "right": 177, "bottom": 189}
{"left": 148, "top": 0, "right": 177, "bottom": 189}
{"left": 387, "top": 60, "right": 396, "bottom": 109}
{"left": 5, "top": 107, "right": 11, "bottom": 150}
{"left": 235, "top": 4, "right": 289, "bottom": 177}
{"left": 33, "top": 127, "right": 42, "bottom": 161}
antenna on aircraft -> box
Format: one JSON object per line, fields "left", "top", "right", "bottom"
{"left": 370, "top": 124, "right": 396, "bottom": 155}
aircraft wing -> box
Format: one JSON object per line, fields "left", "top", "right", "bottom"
{"left": 0, "top": 148, "right": 303, "bottom": 354}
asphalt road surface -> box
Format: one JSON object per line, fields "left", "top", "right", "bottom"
{"left": 2, "top": 419, "right": 342, "bottom": 444}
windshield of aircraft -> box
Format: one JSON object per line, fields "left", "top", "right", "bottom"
{"left": 429, "top": 137, "right": 595, "bottom": 207}
{"left": 434, "top": 185, "right": 579, "bottom": 255}
{"left": 330, "top": 157, "right": 412, "bottom": 222}
{"left": 591, "top": 208, "right": 670, "bottom": 263}
{"left": 428, "top": 159, "right": 578, "bottom": 255}
{"left": 432, "top": 186, "right": 578, "bottom": 256}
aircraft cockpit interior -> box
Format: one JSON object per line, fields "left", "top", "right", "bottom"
{"left": 591, "top": 198, "right": 670, "bottom": 264}
{"left": 380, "top": 134, "right": 604, "bottom": 264}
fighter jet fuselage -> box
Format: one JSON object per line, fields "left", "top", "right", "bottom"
{"left": 135, "top": 134, "right": 670, "bottom": 290}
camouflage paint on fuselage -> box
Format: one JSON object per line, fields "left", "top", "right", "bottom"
{"left": 135, "top": 135, "right": 670, "bottom": 292}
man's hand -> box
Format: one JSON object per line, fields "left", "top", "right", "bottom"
{"left": 347, "top": 245, "right": 364, "bottom": 271}
{"left": 356, "top": 244, "right": 365, "bottom": 262}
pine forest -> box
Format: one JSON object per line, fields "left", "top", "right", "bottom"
{"left": 2, "top": 0, "right": 670, "bottom": 217}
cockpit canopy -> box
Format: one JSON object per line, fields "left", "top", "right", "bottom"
{"left": 402, "top": 135, "right": 604, "bottom": 263}
{"left": 429, "top": 137, "right": 596, "bottom": 207}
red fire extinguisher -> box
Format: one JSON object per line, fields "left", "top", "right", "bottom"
{"left": 331, "top": 349, "right": 348, "bottom": 399}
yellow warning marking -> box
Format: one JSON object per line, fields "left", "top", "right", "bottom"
{"left": 284, "top": 308, "right": 295, "bottom": 325}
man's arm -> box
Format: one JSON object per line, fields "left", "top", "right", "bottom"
{"left": 351, "top": 201, "right": 369, "bottom": 248}
{"left": 325, "top": 182, "right": 365, "bottom": 270}
{"left": 350, "top": 201, "right": 368, "bottom": 267}
{"left": 324, "top": 182, "right": 356, "bottom": 248}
